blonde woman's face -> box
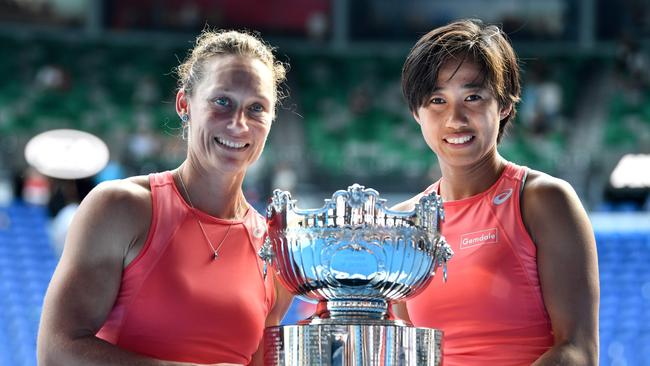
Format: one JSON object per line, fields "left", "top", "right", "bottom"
{"left": 181, "top": 55, "right": 275, "bottom": 174}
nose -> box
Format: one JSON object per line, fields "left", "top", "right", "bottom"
{"left": 445, "top": 101, "right": 470, "bottom": 129}
{"left": 227, "top": 108, "right": 249, "bottom": 134}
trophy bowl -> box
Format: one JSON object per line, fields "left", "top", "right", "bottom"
{"left": 259, "top": 184, "right": 453, "bottom": 365}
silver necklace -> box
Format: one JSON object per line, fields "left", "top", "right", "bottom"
{"left": 178, "top": 171, "right": 234, "bottom": 261}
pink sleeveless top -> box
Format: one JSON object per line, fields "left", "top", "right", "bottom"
{"left": 407, "top": 162, "right": 553, "bottom": 365}
{"left": 96, "top": 171, "right": 275, "bottom": 364}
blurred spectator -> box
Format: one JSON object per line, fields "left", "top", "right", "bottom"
{"left": 22, "top": 168, "right": 50, "bottom": 205}
{"left": 50, "top": 201, "right": 78, "bottom": 254}
{"left": 126, "top": 109, "right": 162, "bottom": 174}
{"left": 306, "top": 11, "right": 328, "bottom": 41}
{"left": 103, "top": 125, "right": 132, "bottom": 176}
{"left": 47, "top": 178, "right": 95, "bottom": 255}
{"left": 616, "top": 37, "right": 650, "bottom": 89}
{"left": 47, "top": 178, "right": 94, "bottom": 218}
{"left": 243, "top": 154, "right": 266, "bottom": 204}
{"left": 521, "top": 63, "right": 563, "bottom": 135}
{"left": 0, "top": 168, "right": 13, "bottom": 206}
{"left": 95, "top": 160, "right": 127, "bottom": 183}
{"left": 272, "top": 162, "right": 298, "bottom": 192}
{"left": 35, "top": 64, "right": 71, "bottom": 91}
{"left": 177, "top": 2, "right": 201, "bottom": 30}
{"left": 348, "top": 84, "right": 372, "bottom": 116}
{"left": 133, "top": 75, "right": 161, "bottom": 105}
{"left": 319, "top": 98, "right": 352, "bottom": 133}
{"left": 157, "top": 135, "right": 187, "bottom": 171}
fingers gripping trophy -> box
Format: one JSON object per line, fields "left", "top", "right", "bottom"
{"left": 259, "top": 184, "right": 454, "bottom": 366}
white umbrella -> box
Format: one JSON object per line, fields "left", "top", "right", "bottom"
{"left": 24, "top": 129, "right": 109, "bottom": 179}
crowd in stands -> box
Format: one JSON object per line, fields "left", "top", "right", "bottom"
{"left": 0, "top": 32, "right": 647, "bottom": 234}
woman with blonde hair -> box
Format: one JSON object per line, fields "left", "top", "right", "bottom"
{"left": 38, "top": 29, "right": 293, "bottom": 365}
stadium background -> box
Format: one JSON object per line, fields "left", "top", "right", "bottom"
{"left": 0, "top": 0, "right": 649, "bottom": 364}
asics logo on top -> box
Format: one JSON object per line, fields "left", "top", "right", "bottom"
{"left": 492, "top": 188, "right": 513, "bottom": 205}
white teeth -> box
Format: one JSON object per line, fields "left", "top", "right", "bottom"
{"left": 216, "top": 137, "right": 246, "bottom": 149}
{"left": 446, "top": 135, "right": 473, "bottom": 144}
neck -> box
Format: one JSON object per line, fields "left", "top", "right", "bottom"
{"left": 438, "top": 152, "right": 507, "bottom": 201}
{"left": 176, "top": 161, "right": 247, "bottom": 219}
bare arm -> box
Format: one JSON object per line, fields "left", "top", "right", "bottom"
{"left": 37, "top": 179, "right": 215, "bottom": 366}
{"left": 248, "top": 274, "right": 294, "bottom": 366}
{"left": 523, "top": 173, "right": 599, "bottom": 365}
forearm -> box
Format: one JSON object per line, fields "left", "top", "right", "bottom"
{"left": 38, "top": 334, "right": 198, "bottom": 366}
{"left": 532, "top": 341, "right": 598, "bottom": 366}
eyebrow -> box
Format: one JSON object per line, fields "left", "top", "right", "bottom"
{"left": 463, "top": 82, "right": 485, "bottom": 89}
{"left": 432, "top": 82, "right": 486, "bottom": 92}
{"left": 208, "top": 87, "right": 272, "bottom": 104}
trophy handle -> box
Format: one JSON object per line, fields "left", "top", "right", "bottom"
{"left": 259, "top": 236, "right": 274, "bottom": 280}
{"left": 433, "top": 235, "right": 453, "bottom": 282}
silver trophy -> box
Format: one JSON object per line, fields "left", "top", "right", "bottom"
{"left": 259, "top": 184, "right": 453, "bottom": 366}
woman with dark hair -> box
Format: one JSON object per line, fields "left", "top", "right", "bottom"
{"left": 393, "top": 19, "right": 599, "bottom": 365}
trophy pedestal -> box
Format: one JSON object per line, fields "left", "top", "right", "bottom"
{"left": 263, "top": 322, "right": 443, "bottom": 366}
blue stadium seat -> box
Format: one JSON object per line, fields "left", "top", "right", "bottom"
{"left": 0, "top": 202, "right": 54, "bottom": 366}
{"left": 596, "top": 231, "right": 650, "bottom": 365}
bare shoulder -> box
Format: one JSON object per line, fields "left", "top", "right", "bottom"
{"left": 521, "top": 169, "right": 590, "bottom": 243}
{"left": 523, "top": 170, "right": 580, "bottom": 212}
{"left": 66, "top": 175, "right": 153, "bottom": 260}
{"left": 80, "top": 176, "right": 151, "bottom": 219}
{"left": 390, "top": 193, "right": 425, "bottom": 212}
{"left": 88, "top": 175, "right": 150, "bottom": 203}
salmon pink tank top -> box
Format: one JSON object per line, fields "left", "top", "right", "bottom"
{"left": 407, "top": 162, "right": 553, "bottom": 366}
{"left": 96, "top": 171, "right": 275, "bottom": 364}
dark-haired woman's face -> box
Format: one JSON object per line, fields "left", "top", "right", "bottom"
{"left": 413, "top": 60, "right": 511, "bottom": 169}
{"left": 183, "top": 55, "right": 275, "bottom": 175}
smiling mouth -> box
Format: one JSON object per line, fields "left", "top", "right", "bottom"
{"left": 444, "top": 135, "right": 474, "bottom": 145}
{"left": 214, "top": 136, "right": 249, "bottom": 150}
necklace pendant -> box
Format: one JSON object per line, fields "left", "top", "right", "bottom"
{"left": 213, "top": 251, "right": 219, "bottom": 260}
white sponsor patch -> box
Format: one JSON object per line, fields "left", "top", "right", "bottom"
{"left": 460, "top": 228, "right": 498, "bottom": 249}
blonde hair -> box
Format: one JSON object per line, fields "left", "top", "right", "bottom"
{"left": 176, "top": 29, "right": 287, "bottom": 104}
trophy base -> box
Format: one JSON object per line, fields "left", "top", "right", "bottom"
{"left": 263, "top": 323, "right": 443, "bottom": 366}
